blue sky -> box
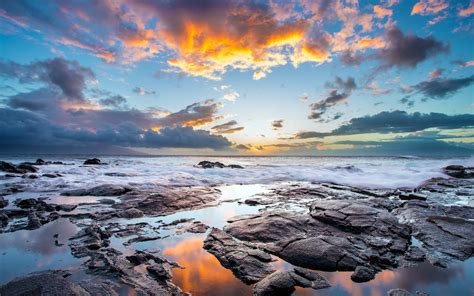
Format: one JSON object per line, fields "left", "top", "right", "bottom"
{"left": 0, "top": 0, "right": 473, "bottom": 156}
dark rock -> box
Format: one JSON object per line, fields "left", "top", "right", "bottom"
{"left": 197, "top": 161, "right": 226, "bottom": 168}
{"left": 0, "top": 161, "right": 37, "bottom": 174}
{"left": 0, "top": 270, "right": 89, "bottom": 296}
{"left": 176, "top": 221, "right": 209, "bottom": 234}
{"left": 35, "top": 159, "right": 46, "bottom": 165}
{"left": 0, "top": 197, "right": 8, "bottom": 208}
{"left": 203, "top": 228, "right": 275, "bottom": 284}
{"left": 399, "top": 193, "right": 427, "bottom": 201}
{"left": 253, "top": 268, "right": 330, "bottom": 296}
{"left": 119, "top": 208, "right": 144, "bottom": 218}
{"left": 26, "top": 212, "right": 42, "bottom": 230}
{"left": 387, "top": 288, "right": 412, "bottom": 296}
{"left": 17, "top": 163, "right": 38, "bottom": 173}
{"left": 350, "top": 266, "right": 376, "bottom": 282}
{"left": 16, "top": 198, "right": 38, "bottom": 208}
{"left": 228, "top": 164, "right": 244, "bottom": 169}
{"left": 84, "top": 158, "right": 101, "bottom": 165}
{"left": 62, "top": 184, "right": 132, "bottom": 196}
{"left": 98, "top": 198, "right": 116, "bottom": 204}
{"left": 444, "top": 165, "right": 474, "bottom": 178}
{"left": 55, "top": 204, "right": 77, "bottom": 212}
{"left": 43, "top": 173, "right": 63, "bottom": 178}
{"left": 0, "top": 212, "right": 9, "bottom": 227}
{"left": 147, "top": 264, "right": 172, "bottom": 280}
{"left": 0, "top": 161, "right": 18, "bottom": 172}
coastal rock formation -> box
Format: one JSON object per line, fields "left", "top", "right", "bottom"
{"left": 203, "top": 228, "right": 276, "bottom": 283}
{"left": 62, "top": 184, "right": 132, "bottom": 196}
{"left": 0, "top": 161, "right": 38, "bottom": 174}
{"left": 443, "top": 165, "right": 474, "bottom": 178}
{"left": 83, "top": 158, "right": 102, "bottom": 165}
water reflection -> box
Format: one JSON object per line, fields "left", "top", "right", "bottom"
{"left": 0, "top": 218, "right": 82, "bottom": 284}
{"left": 164, "top": 236, "right": 251, "bottom": 296}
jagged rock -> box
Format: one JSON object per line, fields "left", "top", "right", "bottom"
{"left": 83, "top": 158, "right": 102, "bottom": 165}
{"left": 350, "top": 266, "right": 376, "bottom": 282}
{"left": 0, "top": 161, "right": 37, "bottom": 174}
{"left": 0, "top": 161, "right": 18, "bottom": 172}
{"left": 26, "top": 212, "right": 42, "bottom": 230}
{"left": 399, "top": 192, "right": 427, "bottom": 201}
{"left": 203, "top": 228, "right": 275, "bottom": 284}
{"left": 147, "top": 264, "right": 172, "bottom": 280}
{"left": 17, "top": 163, "right": 38, "bottom": 173}
{"left": 62, "top": 184, "right": 132, "bottom": 196}
{"left": 387, "top": 288, "right": 412, "bottom": 296}
{"left": 120, "top": 208, "right": 144, "bottom": 218}
{"left": 444, "top": 165, "right": 474, "bottom": 178}
{"left": 253, "top": 268, "right": 330, "bottom": 296}
{"left": 55, "top": 204, "right": 78, "bottom": 212}
{"left": 0, "top": 212, "right": 9, "bottom": 227}
{"left": 0, "top": 270, "right": 89, "bottom": 296}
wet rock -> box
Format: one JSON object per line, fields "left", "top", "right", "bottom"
{"left": 0, "top": 212, "right": 9, "bottom": 227}
{"left": 43, "top": 173, "right": 63, "bottom": 178}
{"left": 147, "top": 264, "right": 173, "bottom": 280}
{"left": 0, "top": 270, "right": 89, "bottom": 296}
{"left": 98, "top": 198, "right": 116, "bottom": 204}
{"left": 253, "top": 268, "right": 330, "bottom": 296}
{"left": 119, "top": 208, "right": 144, "bottom": 218}
{"left": 197, "top": 161, "right": 226, "bottom": 168}
{"left": 176, "top": 220, "right": 209, "bottom": 234}
{"left": 0, "top": 161, "right": 37, "bottom": 174}
{"left": 55, "top": 204, "right": 78, "bottom": 212}
{"left": 26, "top": 212, "right": 42, "bottom": 230}
{"left": 17, "top": 163, "right": 38, "bottom": 173}
{"left": 387, "top": 288, "right": 411, "bottom": 296}
{"left": 35, "top": 158, "right": 46, "bottom": 165}
{"left": 70, "top": 224, "right": 112, "bottom": 257}
{"left": 17, "top": 198, "right": 38, "bottom": 208}
{"left": 0, "top": 197, "right": 8, "bottom": 208}
{"left": 0, "top": 161, "right": 18, "bottom": 172}
{"left": 197, "top": 161, "right": 243, "bottom": 169}
{"left": 62, "top": 184, "right": 132, "bottom": 196}
{"left": 444, "top": 165, "right": 474, "bottom": 178}
{"left": 399, "top": 192, "right": 427, "bottom": 201}
{"left": 350, "top": 266, "right": 376, "bottom": 282}
{"left": 84, "top": 158, "right": 101, "bottom": 165}
{"left": 203, "top": 228, "right": 275, "bottom": 284}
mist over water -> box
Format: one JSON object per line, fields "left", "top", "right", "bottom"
{"left": 2, "top": 155, "right": 472, "bottom": 191}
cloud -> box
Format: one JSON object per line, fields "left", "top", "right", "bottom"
{"left": 221, "top": 91, "right": 240, "bottom": 102}
{"left": 309, "top": 76, "right": 356, "bottom": 120}
{"left": 458, "top": 1, "right": 474, "bottom": 17}
{"left": 407, "top": 75, "right": 474, "bottom": 100}
{"left": 411, "top": 0, "right": 448, "bottom": 16}
{"left": 156, "top": 100, "right": 224, "bottom": 128}
{"left": 0, "top": 58, "right": 95, "bottom": 100}
{"left": 293, "top": 111, "right": 474, "bottom": 138}
{"left": 453, "top": 60, "right": 474, "bottom": 67}
{"left": 373, "top": 5, "right": 392, "bottom": 18}
{"left": 271, "top": 119, "right": 284, "bottom": 130}
{"left": 429, "top": 68, "right": 444, "bottom": 80}
{"left": 340, "top": 50, "right": 364, "bottom": 66}
{"left": 99, "top": 95, "right": 127, "bottom": 109}
{"left": 366, "top": 81, "right": 392, "bottom": 95}
{"left": 0, "top": 108, "right": 231, "bottom": 151}
{"left": 133, "top": 87, "right": 156, "bottom": 95}
{"left": 211, "top": 120, "right": 244, "bottom": 134}
{"left": 376, "top": 27, "right": 449, "bottom": 69}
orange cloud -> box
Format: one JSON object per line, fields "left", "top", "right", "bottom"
{"left": 354, "top": 36, "right": 385, "bottom": 50}
{"left": 411, "top": 0, "right": 448, "bottom": 16}
{"left": 373, "top": 5, "right": 392, "bottom": 18}
{"left": 458, "top": 1, "right": 474, "bottom": 17}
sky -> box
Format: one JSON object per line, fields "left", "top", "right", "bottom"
{"left": 0, "top": 0, "right": 473, "bottom": 156}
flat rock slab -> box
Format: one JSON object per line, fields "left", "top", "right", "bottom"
{"left": 203, "top": 228, "right": 276, "bottom": 284}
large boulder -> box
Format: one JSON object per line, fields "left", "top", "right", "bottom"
{"left": 83, "top": 158, "right": 101, "bottom": 165}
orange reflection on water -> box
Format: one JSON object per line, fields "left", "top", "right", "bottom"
{"left": 163, "top": 237, "right": 251, "bottom": 296}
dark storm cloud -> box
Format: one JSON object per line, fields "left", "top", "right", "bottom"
{"left": 408, "top": 75, "right": 474, "bottom": 100}
{"left": 309, "top": 76, "right": 356, "bottom": 120}
{"left": 271, "top": 120, "right": 284, "bottom": 130}
{"left": 294, "top": 111, "right": 474, "bottom": 139}
{"left": 377, "top": 27, "right": 449, "bottom": 69}
{"left": 0, "top": 108, "right": 231, "bottom": 150}
{"left": 0, "top": 58, "right": 95, "bottom": 100}
{"left": 156, "top": 101, "right": 223, "bottom": 128}
{"left": 211, "top": 120, "right": 244, "bottom": 134}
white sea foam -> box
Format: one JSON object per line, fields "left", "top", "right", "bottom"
{"left": 3, "top": 156, "right": 472, "bottom": 191}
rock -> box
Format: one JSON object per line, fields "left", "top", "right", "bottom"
{"left": 84, "top": 158, "right": 101, "bottom": 165}
{"left": 43, "top": 173, "right": 63, "bottom": 178}
{"left": 444, "top": 165, "right": 474, "bottom": 178}
{"left": 0, "top": 197, "right": 8, "bottom": 208}
{"left": 0, "top": 161, "right": 18, "bottom": 172}
{"left": 0, "top": 270, "right": 89, "bottom": 296}
{"left": 399, "top": 192, "right": 427, "bottom": 201}
{"left": 62, "top": 184, "right": 132, "bottom": 196}
{"left": 253, "top": 268, "right": 330, "bottom": 296}
{"left": 55, "top": 204, "right": 78, "bottom": 212}
{"left": 16, "top": 198, "right": 38, "bottom": 208}
{"left": 35, "top": 158, "right": 46, "bottom": 165}
{"left": 26, "top": 212, "right": 42, "bottom": 230}
{"left": 197, "top": 161, "right": 226, "bottom": 168}
{"left": 350, "top": 266, "right": 376, "bottom": 282}
{"left": 387, "top": 288, "right": 412, "bottom": 296}
{"left": 176, "top": 221, "right": 209, "bottom": 234}
{"left": 0, "top": 212, "right": 9, "bottom": 227}
{"left": 203, "top": 228, "right": 275, "bottom": 284}
{"left": 17, "top": 163, "right": 38, "bottom": 173}
{"left": 228, "top": 164, "right": 244, "bottom": 169}
{"left": 98, "top": 198, "right": 116, "bottom": 204}
{"left": 147, "top": 264, "right": 173, "bottom": 280}
{"left": 120, "top": 208, "right": 144, "bottom": 218}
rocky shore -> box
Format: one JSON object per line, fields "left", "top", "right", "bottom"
{"left": 0, "top": 159, "right": 473, "bottom": 295}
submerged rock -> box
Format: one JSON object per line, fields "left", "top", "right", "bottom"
{"left": 350, "top": 266, "right": 376, "bottom": 282}
{"left": 203, "top": 228, "right": 275, "bottom": 284}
